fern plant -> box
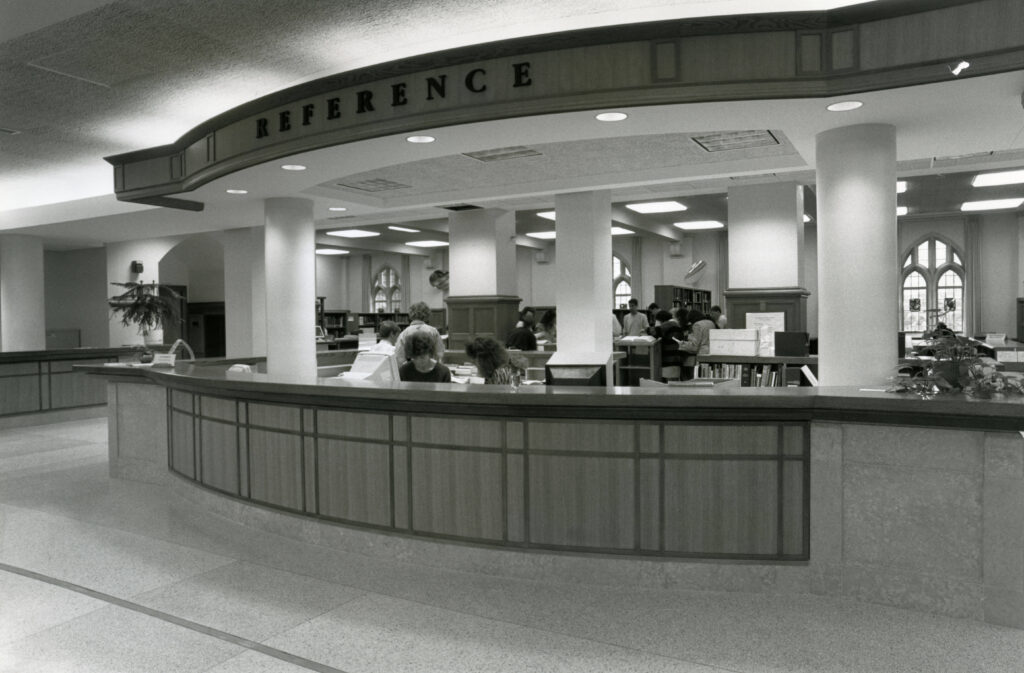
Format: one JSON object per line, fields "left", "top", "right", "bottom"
{"left": 108, "top": 281, "right": 181, "bottom": 335}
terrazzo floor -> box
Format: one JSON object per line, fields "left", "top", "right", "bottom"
{"left": 2, "top": 416, "right": 1024, "bottom": 672}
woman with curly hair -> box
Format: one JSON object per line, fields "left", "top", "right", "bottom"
{"left": 465, "top": 337, "right": 523, "bottom": 385}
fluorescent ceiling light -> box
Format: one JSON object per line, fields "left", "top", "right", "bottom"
{"left": 896, "top": 181, "right": 907, "bottom": 193}
{"left": 526, "top": 231, "right": 557, "bottom": 240}
{"left": 328, "top": 206, "right": 347, "bottom": 212}
{"left": 325, "top": 229, "right": 380, "bottom": 238}
{"left": 595, "top": 112, "right": 628, "bottom": 122}
{"left": 315, "top": 248, "right": 349, "bottom": 255}
{"left": 625, "top": 201, "right": 687, "bottom": 213}
{"left": 950, "top": 60, "right": 970, "bottom": 76}
{"left": 388, "top": 225, "right": 420, "bottom": 233}
{"left": 406, "top": 135, "right": 435, "bottom": 143}
{"left": 961, "top": 198, "right": 1024, "bottom": 211}
{"left": 674, "top": 220, "right": 724, "bottom": 230}
{"left": 537, "top": 211, "right": 556, "bottom": 221}
{"left": 225, "top": 189, "right": 248, "bottom": 194}
{"left": 281, "top": 164, "right": 306, "bottom": 171}
{"left": 611, "top": 226, "right": 633, "bottom": 235}
{"left": 803, "top": 214, "right": 812, "bottom": 223}
{"left": 826, "top": 100, "right": 862, "bottom": 112}
{"left": 896, "top": 206, "right": 908, "bottom": 216}
{"left": 406, "top": 240, "right": 449, "bottom": 247}
{"left": 971, "top": 169, "right": 1024, "bottom": 187}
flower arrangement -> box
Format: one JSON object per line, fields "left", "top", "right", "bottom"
{"left": 887, "top": 329, "right": 1024, "bottom": 399}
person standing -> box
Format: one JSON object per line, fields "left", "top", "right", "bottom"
{"left": 622, "top": 298, "right": 650, "bottom": 336}
{"left": 709, "top": 305, "right": 728, "bottom": 329}
{"left": 393, "top": 302, "right": 445, "bottom": 364}
{"left": 677, "top": 309, "right": 717, "bottom": 381}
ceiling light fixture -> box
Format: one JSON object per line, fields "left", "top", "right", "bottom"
{"left": 896, "top": 181, "right": 907, "bottom": 193}
{"left": 537, "top": 211, "right": 556, "bottom": 221}
{"left": 803, "top": 214, "right": 813, "bottom": 223}
{"left": 328, "top": 206, "right": 348, "bottom": 212}
{"left": 961, "top": 198, "right": 1024, "bottom": 212}
{"left": 971, "top": 169, "right": 1024, "bottom": 187}
{"left": 674, "top": 221, "right": 725, "bottom": 230}
{"left": 406, "top": 135, "right": 436, "bottom": 143}
{"left": 896, "top": 206, "right": 908, "bottom": 216}
{"left": 315, "top": 248, "right": 349, "bottom": 255}
{"left": 388, "top": 225, "right": 420, "bottom": 233}
{"left": 281, "top": 164, "right": 306, "bottom": 171}
{"left": 826, "top": 100, "right": 863, "bottom": 112}
{"left": 611, "top": 226, "right": 634, "bottom": 235}
{"left": 595, "top": 112, "right": 628, "bottom": 122}
{"left": 949, "top": 60, "right": 970, "bottom": 76}
{"left": 225, "top": 189, "right": 248, "bottom": 195}
{"left": 325, "top": 229, "right": 380, "bottom": 238}
{"left": 526, "top": 231, "right": 557, "bottom": 240}
{"left": 406, "top": 240, "right": 449, "bottom": 247}
{"left": 625, "top": 201, "right": 687, "bottom": 213}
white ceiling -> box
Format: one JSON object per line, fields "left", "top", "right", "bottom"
{"left": 6, "top": 0, "right": 1024, "bottom": 253}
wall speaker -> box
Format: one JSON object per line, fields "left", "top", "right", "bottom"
{"left": 130, "top": 260, "right": 144, "bottom": 273}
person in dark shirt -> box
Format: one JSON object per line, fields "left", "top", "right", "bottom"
{"left": 506, "top": 307, "right": 538, "bottom": 350}
{"left": 398, "top": 331, "right": 452, "bottom": 383}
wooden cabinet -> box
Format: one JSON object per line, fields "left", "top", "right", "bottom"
{"left": 321, "top": 310, "right": 349, "bottom": 337}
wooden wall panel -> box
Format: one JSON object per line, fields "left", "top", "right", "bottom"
{"left": 411, "top": 447, "right": 504, "bottom": 540}
{"left": 304, "top": 437, "right": 317, "bottom": 513}
{"left": 506, "top": 454, "right": 525, "bottom": 543}
{"left": 664, "top": 424, "right": 778, "bottom": 456}
{"left": 318, "top": 409, "right": 389, "bottom": 440}
{"left": 0, "top": 363, "right": 38, "bottom": 376}
{"left": 680, "top": 32, "right": 795, "bottom": 82}
{"left": 169, "top": 410, "right": 195, "bottom": 478}
{"left": 318, "top": 438, "right": 392, "bottom": 526}
{"left": 783, "top": 425, "right": 805, "bottom": 456}
{"left": 663, "top": 460, "right": 778, "bottom": 555}
{"left": 248, "top": 403, "right": 301, "bottom": 432}
{"left": 782, "top": 460, "right": 806, "bottom": 556}
{"left": 410, "top": 416, "right": 503, "bottom": 448}
{"left": 638, "top": 459, "right": 661, "bottom": 551}
{"left": 200, "top": 396, "right": 237, "bottom": 422}
{"left": 529, "top": 420, "right": 634, "bottom": 454}
{"left": 0, "top": 377, "right": 41, "bottom": 414}
{"left": 49, "top": 371, "right": 106, "bottom": 408}
{"left": 528, "top": 455, "right": 635, "bottom": 549}
{"left": 393, "top": 444, "right": 409, "bottom": 530}
{"left": 248, "top": 429, "right": 303, "bottom": 511}
{"left": 171, "top": 390, "right": 192, "bottom": 412}
{"left": 200, "top": 419, "right": 239, "bottom": 494}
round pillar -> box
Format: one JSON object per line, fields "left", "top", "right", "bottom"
{"left": 0, "top": 235, "right": 45, "bottom": 352}
{"left": 264, "top": 198, "right": 316, "bottom": 380}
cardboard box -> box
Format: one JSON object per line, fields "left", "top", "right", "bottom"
{"left": 709, "top": 329, "right": 760, "bottom": 356}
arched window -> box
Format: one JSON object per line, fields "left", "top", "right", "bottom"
{"left": 371, "top": 266, "right": 401, "bottom": 312}
{"left": 612, "top": 255, "right": 632, "bottom": 308}
{"left": 900, "top": 236, "right": 966, "bottom": 333}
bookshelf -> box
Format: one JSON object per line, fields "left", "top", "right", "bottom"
{"left": 357, "top": 312, "right": 410, "bottom": 333}
{"left": 698, "top": 355, "right": 818, "bottom": 387}
{"left": 653, "top": 285, "right": 711, "bottom": 315}
{"left": 321, "top": 310, "right": 349, "bottom": 338}
{"left": 614, "top": 338, "right": 661, "bottom": 385}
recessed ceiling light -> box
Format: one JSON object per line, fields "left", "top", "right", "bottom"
{"left": 325, "top": 229, "right": 380, "bottom": 238}
{"left": 971, "top": 169, "right": 1024, "bottom": 187}
{"left": 826, "top": 100, "right": 863, "bottom": 112}
{"left": 896, "top": 206, "right": 908, "bottom": 216}
{"left": 625, "top": 201, "right": 687, "bottom": 213}
{"left": 961, "top": 198, "right": 1024, "bottom": 212}
{"left": 526, "top": 231, "right": 557, "bottom": 240}
{"left": 388, "top": 225, "right": 420, "bottom": 233}
{"left": 595, "top": 112, "right": 628, "bottom": 122}
{"left": 406, "top": 135, "right": 435, "bottom": 143}
{"left": 315, "top": 248, "right": 349, "bottom": 255}
{"left": 674, "top": 221, "right": 725, "bottom": 230}
{"left": 537, "top": 211, "right": 556, "bottom": 221}
{"left": 225, "top": 189, "right": 248, "bottom": 195}
{"left": 611, "top": 226, "right": 633, "bottom": 235}
{"left": 896, "top": 181, "right": 907, "bottom": 193}
{"left": 281, "top": 164, "right": 306, "bottom": 171}
{"left": 328, "top": 206, "right": 348, "bottom": 212}
{"left": 406, "top": 240, "right": 449, "bottom": 247}
{"left": 803, "top": 214, "right": 813, "bottom": 223}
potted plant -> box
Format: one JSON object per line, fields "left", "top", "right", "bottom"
{"left": 108, "top": 281, "right": 182, "bottom": 346}
{"left": 888, "top": 327, "right": 1024, "bottom": 398}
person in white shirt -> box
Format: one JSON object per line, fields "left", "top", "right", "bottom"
{"left": 393, "top": 302, "right": 445, "bottom": 363}
{"left": 368, "top": 320, "right": 399, "bottom": 355}
{"left": 622, "top": 298, "right": 649, "bottom": 336}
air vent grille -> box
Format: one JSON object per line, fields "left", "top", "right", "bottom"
{"left": 692, "top": 130, "right": 779, "bottom": 152}
{"left": 336, "top": 178, "right": 411, "bottom": 192}
{"left": 463, "top": 146, "right": 542, "bottom": 162}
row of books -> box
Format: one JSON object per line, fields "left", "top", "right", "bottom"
{"left": 696, "top": 362, "right": 744, "bottom": 379}
{"left": 696, "top": 362, "right": 785, "bottom": 387}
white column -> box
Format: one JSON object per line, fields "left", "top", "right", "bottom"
{"left": 264, "top": 198, "right": 316, "bottom": 380}
{"left": 448, "top": 209, "right": 517, "bottom": 296}
{"left": 555, "top": 190, "right": 613, "bottom": 353}
{"left": 223, "top": 227, "right": 266, "bottom": 358}
{"left": 816, "top": 123, "right": 898, "bottom": 386}
{"left": 0, "top": 234, "right": 45, "bottom": 351}
{"left": 728, "top": 182, "right": 804, "bottom": 288}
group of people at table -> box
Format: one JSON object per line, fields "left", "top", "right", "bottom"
{"left": 367, "top": 298, "right": 728, "bottom": 384}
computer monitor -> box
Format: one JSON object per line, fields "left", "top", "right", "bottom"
{"left": 339, "top": 352, "right": 400, "bottom": 384}
{"left": 315, "top": 325, "right": 327, "bottom": 339}
{"left": 774, "top": 331, "right": 810, "bottom": 357}
{"left": 545, "top": 364, "right": 607, "bottom": 387}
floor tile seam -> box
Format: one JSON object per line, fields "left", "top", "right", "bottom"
{"left": 0, "top": 449, "right": 107, "bottom": 473}
{"left": 0, "top": 560, "right": 353, "bottom": 673}
{"left": 0, "top": 458, "right": 109, "bottom": 483}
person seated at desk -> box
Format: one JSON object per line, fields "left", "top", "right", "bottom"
{"left": 394, "top": 301, "right": 445, "bottom": 364}
{"left": 622, "top": 298, "right": 649, "bottom": 336}
{"left": 399, "top": 332, "right": 452, "bottom": 383}
{"left": 506, "top": 308, "right": 538, "bottom": 351}
{"left": 368, "top": 320, "right": 399, "bottom": 356}
{"left": 466, "top": 337, "right": 522, "bottom": 384}
{"left": 534, "top": 309, "right": 556, "bottom": 343}
{"left": 676, "top": 309, "right": 716, "bottom": 381}
{"left": 653, "top": 310, "right": 684, "bottom": 381}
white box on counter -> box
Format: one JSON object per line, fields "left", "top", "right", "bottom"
{"left": 709, "top": 329, "right": 760, "bottom": 356}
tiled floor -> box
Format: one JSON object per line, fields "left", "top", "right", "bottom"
{"left": 2, "top": 417, "right": 1024, "bottom": 672}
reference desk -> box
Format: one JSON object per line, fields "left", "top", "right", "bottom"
{"left": 83, "top": 362, "right": 1024, "bottom": 628}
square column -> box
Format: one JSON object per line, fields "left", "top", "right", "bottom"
{"left": 555, "top": 190, "right": 613, "bottom": 355}
{"left": 0, "top": 235, "right": 45, "bottom": 351}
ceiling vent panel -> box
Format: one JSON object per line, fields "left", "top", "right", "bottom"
{"left": 692, "top": 130, "right": 779, "bottom": 152}
{"left": 336, "top": 178, "right": 412, "bottom": 192}
{"left": 463, "top": 146, "right": 542, "bottom": 162}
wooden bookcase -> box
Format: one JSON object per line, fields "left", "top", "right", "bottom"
{"left": 357, "top": 312, "right": 410, "bottom": 333}
{"left": 653, "top": 285, "right": 711, "bottom": 315}
{"left": 321, "top": 310, "right": 349, "bottom": 337}
{"left": 698, "top": 355, "right": 818, "bottom": 387}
